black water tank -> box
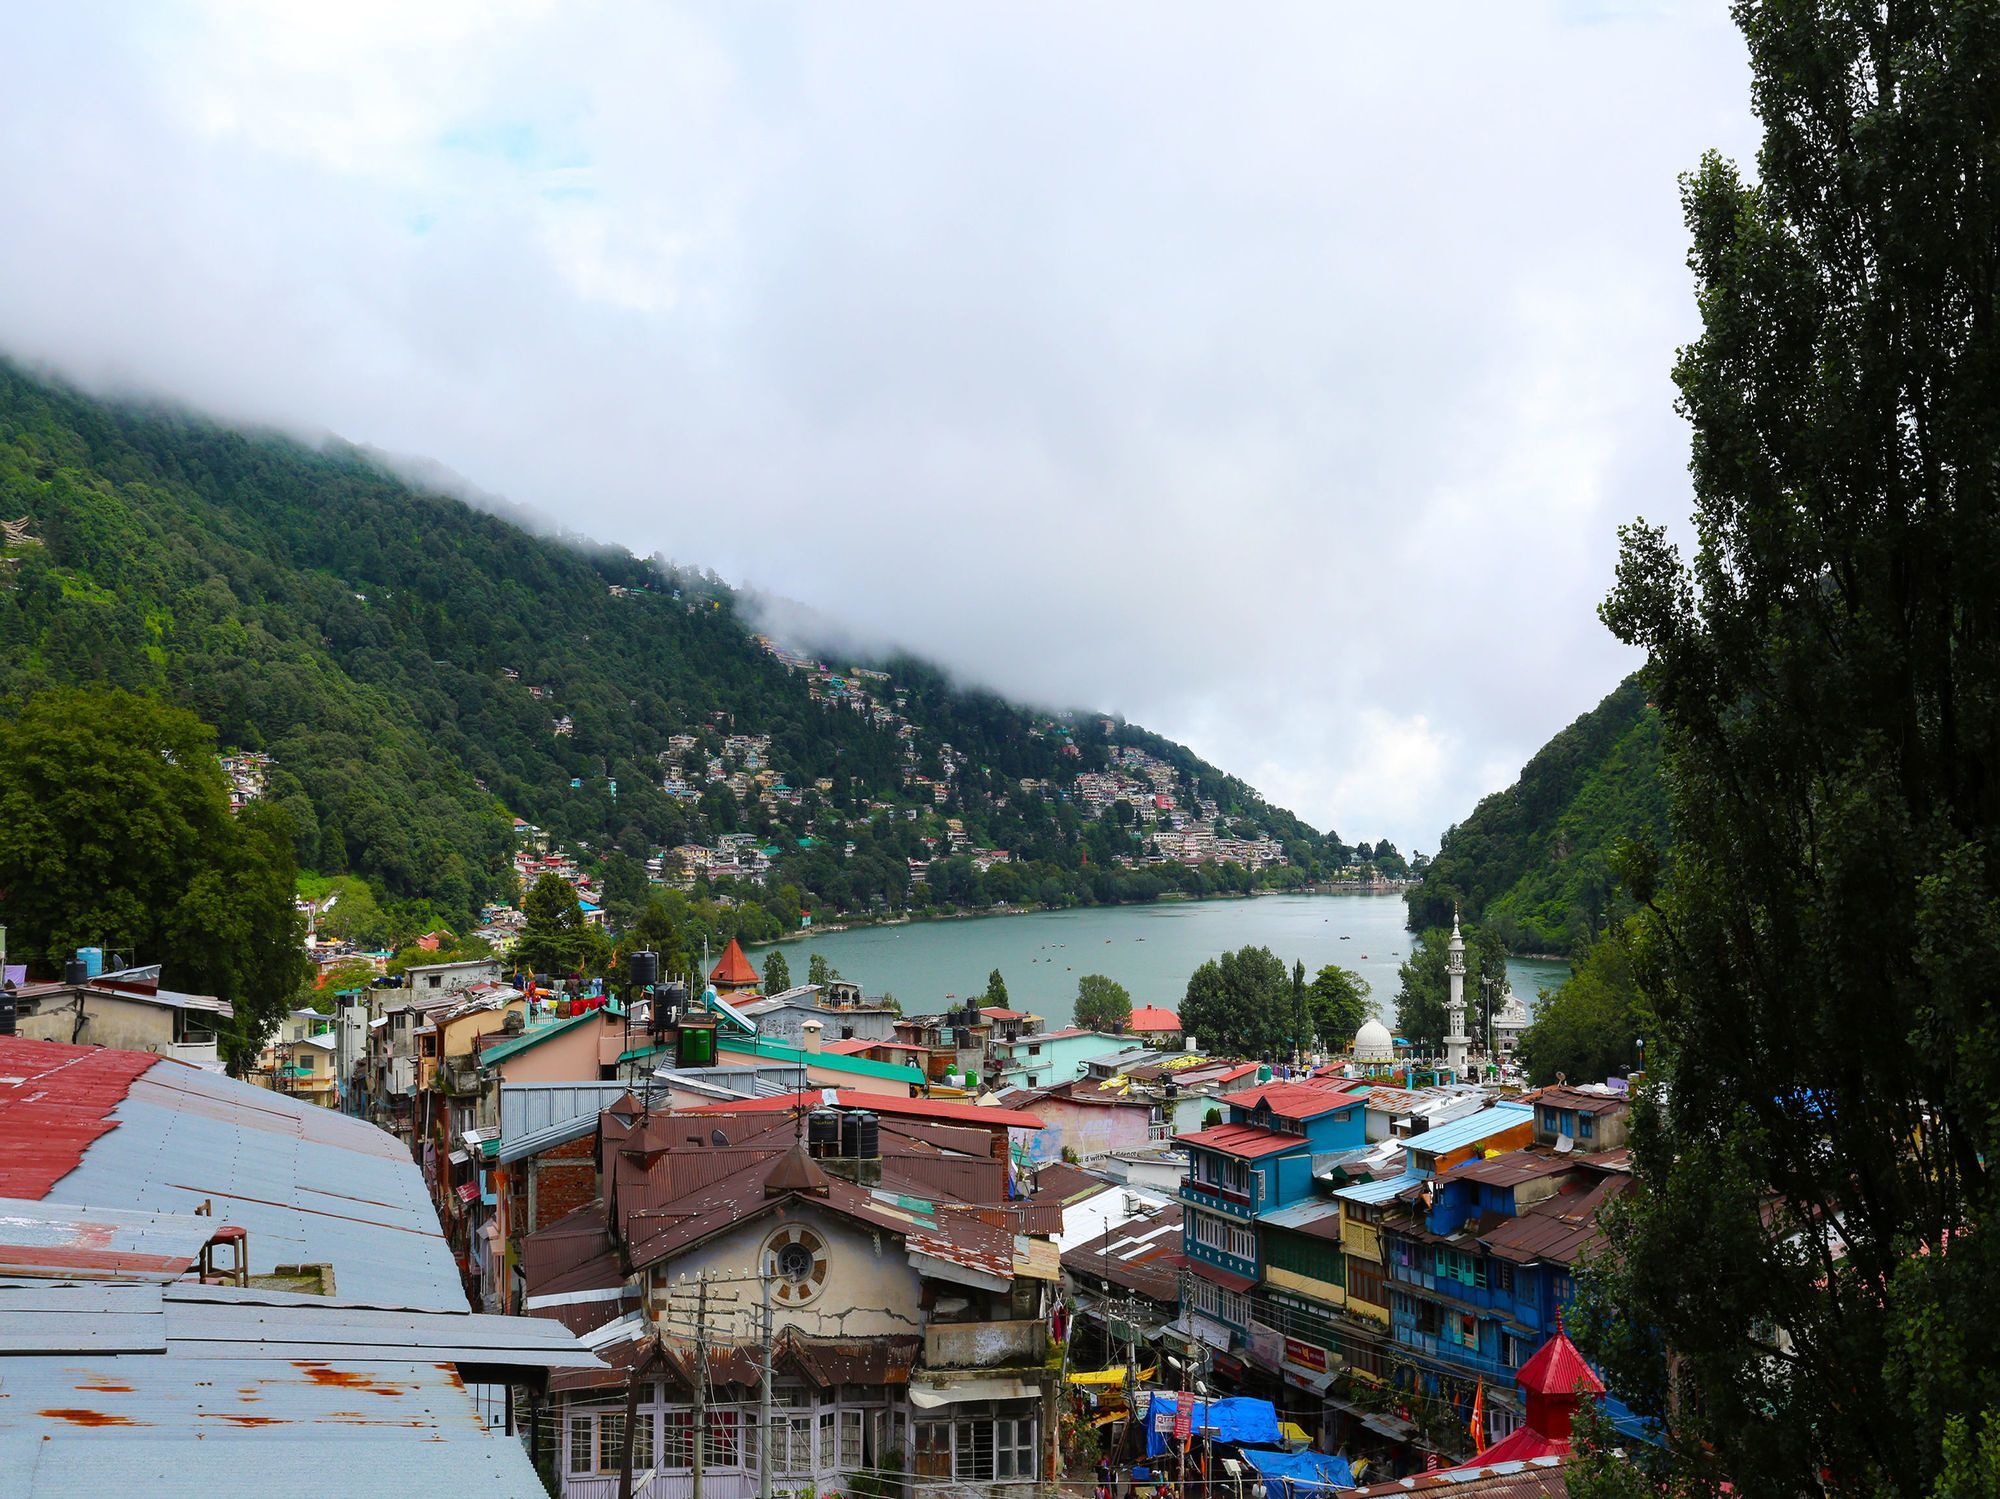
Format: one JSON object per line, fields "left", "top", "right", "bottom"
{"left": 63, "top": 959, "right": 88, "bottom": 987}
{"left": 808, "top": 1109, "right": 842, "bottom": 1158}
{"left": 0, "top": 985, "right": 14, "bottom": 1037}
{"left": 629, "top": 949, "right": 659, "bottom": 990}
{"left": 852, "top": 1111, "right": 879, "bottom": 1160}
{"left": 654, "top": 981, "right": 688, "bottom": 1036}
{"left": 838, "top": 1110, "right": 860, "bottom": 1158}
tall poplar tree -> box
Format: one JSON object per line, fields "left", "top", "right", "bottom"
{"left": 1582, "top": 5, "right": 2000, "bottom": 1493}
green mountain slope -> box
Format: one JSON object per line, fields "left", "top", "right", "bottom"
{"left": 0, "top": 363, "right": 1345, "bottom": 933}
{"left": 1405, "top": 675, "right": 1666, "bottom": 955}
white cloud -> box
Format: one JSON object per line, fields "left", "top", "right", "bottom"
{"left": 0, "top": 2, "right": 1757, "bottom": 849}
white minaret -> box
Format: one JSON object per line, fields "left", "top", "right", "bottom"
{"left": 1444, "top": 906, "right": 1469, "bottom": 1075}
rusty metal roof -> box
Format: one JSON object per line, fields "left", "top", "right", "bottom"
{"left": 1343, "top": 1454, "right": 1573, "bottom": 1495}
{"left": 1061, "top": 1202, "right": 1184, "bottom": 1303}
{"left": 0, "top": 1038, "right": 601, "bottom": 1494}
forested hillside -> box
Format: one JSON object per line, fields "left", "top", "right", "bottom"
{"left": 1404, "top": 675, "right": 1666, "bottom": 955}
{"left": 0, "top": 363, "right": 1347, "bottom": 934}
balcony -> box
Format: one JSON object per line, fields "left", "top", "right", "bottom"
{"left": 924, "top": 1317, "right": 1048, "bottom": 1370}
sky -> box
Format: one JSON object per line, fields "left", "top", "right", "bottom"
{"left": 0, "top": 2, "right": 1759, "bottom": 852}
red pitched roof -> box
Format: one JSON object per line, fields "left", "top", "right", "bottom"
{"left": 1128, "top": 1005, "right": 1180, "bottom": 1031}
{"left": 708, "top": 938, "right": 759, "bottom": 987}
{"left": 1176, "top": 1121, "right": 1307, "bottom": 1159}
{"left": 979, "top": 1006, "right": 1031, "bottom": 1021}
{"left": 684, "top": 1089, "right": 1047, "bottom": 1131}
{"left": 1516, "top": 1327, "right": 1605, "bottom": 1397}
{"left": 0, "top": 1037, "right": 159, "bottom": 1200}
{"left": 1220, "top": 1079, "right": 1367, "bottom": 1118}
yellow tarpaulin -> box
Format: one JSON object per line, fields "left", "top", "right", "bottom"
{"left": 1277, "top": 1421, "right": 1313, "bottom": 1445}
{"left": 1069, "top": 1366, "right": 1156, "bottom": 1386}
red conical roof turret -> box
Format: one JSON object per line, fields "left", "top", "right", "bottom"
{"left": 709, "top": 939, "right": 759, "bottom": 991}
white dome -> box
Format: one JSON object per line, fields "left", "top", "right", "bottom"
{"left": 1352, "top": 1018, "right": 1395, "bottom": 1063}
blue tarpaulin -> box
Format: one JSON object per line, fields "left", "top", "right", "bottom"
{"left": 1141, "top": 1393, "right": 1282, "bottom": 1455}
{"left": 1238, "top": 1448, "right": 1357, "bottom": 1497}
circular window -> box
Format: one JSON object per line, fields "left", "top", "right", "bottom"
{"left": 762, "top": 1224, "right": 829, "bottom": 1306}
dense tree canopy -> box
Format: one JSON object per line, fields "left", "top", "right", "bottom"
{"left": 0, "top": 360, "right": 1348, "bottom": 935}
{"left": 1407, "top": 676, "right": 1667, "bottom": 956}
{"left": 1073, "top": 974, "right": 1132, "bottom": 1033}
{"left": 1307, "top": 964, "right": 1372, "bottom": 1050}
{"left": 1514, "top": 922, "right": 1645, "bottom": 1088}
{"left": 762, "top": 948, "right": 792, "bottom": 994}
{"left": 1181, "top": 946, "right": 1294, "bottom": 1058}
{"left": 0, "top": 687, "right": 308, "bottom": 1063}
{"left": 1577, "top": 7, "right": 2000, "bottom": 1493}
{"left": 512, "top": 874, "right": 609, "bottom": 979}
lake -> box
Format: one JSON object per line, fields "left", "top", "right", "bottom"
{"left": 748, "top": 894, "right": 1570, "bottom": 1030}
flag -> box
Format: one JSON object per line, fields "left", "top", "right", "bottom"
{"left": 1469, "top": 1379, "right": 1486, "bottom": 1451}
{"left": 1423, "top": 1452, "right": 1441, "bottom": 1472}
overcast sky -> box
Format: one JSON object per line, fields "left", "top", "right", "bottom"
{"left": 0, "top": 2, "right": 1757, "bottom": 851}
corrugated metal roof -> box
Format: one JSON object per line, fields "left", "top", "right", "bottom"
{"left": 0, "top": 1038, "right": 601, "bottom": 1494}
{"left": 1258, "top": 1197, "right": 1345, "bottom": 1238}
{"left": 1333, "top": 1170, "right": 1427, "bottom": 1206}
{"left": 0, "top": 1198, "right": 216, "bottom": 1282}
{"left": 1406, "top": 1101, "right": 1536, "bottom": 1158}
{"left": 497, "top": 1080, "right": 631, "bottom": 1164}
{"left": 38, "top": 1048, "right": 460, "bottom": 1308}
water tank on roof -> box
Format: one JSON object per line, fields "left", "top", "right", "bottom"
{"left": 808, "top": 1109, "right": 842, "bottom": 1158}
{"left": 852, "top": 1112, "right": 880, "bottom": 1160}
{"left": 838, "top": 1110, "right": 859, "bottom": 1158}
{"left": 63, "top": 958, "right": 89, "bottom": 987}
{"left": 77, "top": 947, "right": 103, "bottom": 979}
{"left": 677, "top": 1025, "right": 716, "bottom": 1068}
{"left": 628, "top": 949, "right": 659, "bottom": 990}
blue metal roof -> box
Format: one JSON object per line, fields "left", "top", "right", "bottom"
{"left": 1332, "top": 1170, "right": 1425, "bottom": 1206}
{"left": 1258, "top": 1197, "right": 1345, "bottom": 1232}
{"left": 1404, "top": 1101, "right": 1535, "bottom": 1159}
{"left": 497, "top": 1080, "right": 633, "bottom": 1164}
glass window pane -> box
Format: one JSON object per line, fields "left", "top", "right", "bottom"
{"left": 569, "top": 1416, "right": 593, "bottom": 1475}
{"left": 597, "top": 1413, "right": 626, "bottom": 1474}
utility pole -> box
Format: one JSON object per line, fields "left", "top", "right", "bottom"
{"left": 692, "top": 1275, "right": 708, "bottom": 1499}
{"left": 759, "top": 1275, "right": 774, "bottom": 1499}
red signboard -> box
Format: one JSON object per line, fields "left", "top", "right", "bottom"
{"left": 1284, "top": 1338, "right": 1328, "bottom": 1373}
{"left": 1173, "top": 1392, "right": 1194, "bottom": 1442}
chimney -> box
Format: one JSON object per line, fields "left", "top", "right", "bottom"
{"left": 800, "top": 1019, "right": 823, "bottom": 1054}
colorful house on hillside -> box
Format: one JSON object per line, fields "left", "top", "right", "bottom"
{"left": 1177, "top": 1079, "right": 1368, "bottom": 1336}
{"left": 987, "top": 1026, "right": 1136, "bottom": 1090}
{"left": 708, "top": 938, "right": 761, "bottom": 997}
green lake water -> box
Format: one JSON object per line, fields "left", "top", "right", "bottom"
{"left": 749, "top": 894, "right": 1570, "bottom": 1032}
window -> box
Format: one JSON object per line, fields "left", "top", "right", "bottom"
{"left": 1494, "top": 1261, "right": 1515, "bottom": 1294}
{"left": 596, "top": 1413, "right": 626, "bottom": 1474}
{"left": 665, "top": 1409, "right": 694, "bottom": 1469}
{"left": 995, "top": 1416, "right": 1037, "bottom": 1479}
{"left": 1577, "top": 1113, "right": 1595, "bottom": 1139}
{"left": 840, "top": 1409, "right": 867, "bottom": 1468}
{"left": 1347, "top": 1256, "right": 1387, "bottom": 1307}
{"left": 426, "top": 975, "right": 442, "bottom": 989}
{"left": 705, "top": 1409, "right": 740, "bottom": 1468}
{"left": 819, "top": 1410, "right": 836, "bottom": 1471}
{"left": 783, "top": 1414, "right": 814, "bottom": 1473}
{"left": 1185, "top": 1273, "right": 1249, "bottom": 1328}
{"left": 568, "top": 1416, "right": 593, "bottom": 1476}
{"left": 1450, "top": 1312, "right": 1479, "bottom": 1349}
{"left": 915, "top": 1420, "right": 952, "bottom": 1479}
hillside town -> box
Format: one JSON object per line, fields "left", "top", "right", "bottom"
{"left": 4, "top": 909, "right": 1627, "bottom": 1497}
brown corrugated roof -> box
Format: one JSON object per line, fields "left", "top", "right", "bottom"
{"left": 1344, "top": 1455, "right": 1573, "bottom": 1496}
{"left": 1480, "top": 1176, "right": 1628, "bottom": 1266}
{"left": 1530, "top": 1086, "right": 1630, "bottom": 1117}
{"left": 1447, "top": 1149, "right": 1584, "bottom": 1188}
{"left": 1062, "top": 1202, "right": 1184, "bottom": 1304}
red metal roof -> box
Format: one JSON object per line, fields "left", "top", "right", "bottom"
{"left": 1176, "top": 1121, "right": 1306, "bottom": 1159}
{"left": 1189, "top": 1263, "right": 1255, "bottom": 1294}
{"left": 1220, "top": 1079, "right": 1366, "bottom": 1118}
{"left": 0, "top": 1037, "right": 158, "bottom": 1200}
{"left": 708, "top": 938, "right": 759, "bottom": 987}
{"left": 978, "top": 1006, "right": 1031, "bottom": 1021}
{"left": 1516, "top": 1327, "right": 1605, "bottom": 1397}
{"left": 1128, "top": 1005, "right": 1181, "bottom": 1031}
{"left": 683, "top": 1089, "right": 1047, "bottom": 1130}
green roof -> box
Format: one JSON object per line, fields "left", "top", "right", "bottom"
{"left": 718, "top": 1033, "right": 923, "bottom": 1085}
{"left": 480, "top": 1011, "right": 598, "bottom": 1068}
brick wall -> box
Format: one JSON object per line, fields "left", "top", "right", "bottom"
{"left": 529, "top": 1135, "right": 600, "bottom": 1231}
